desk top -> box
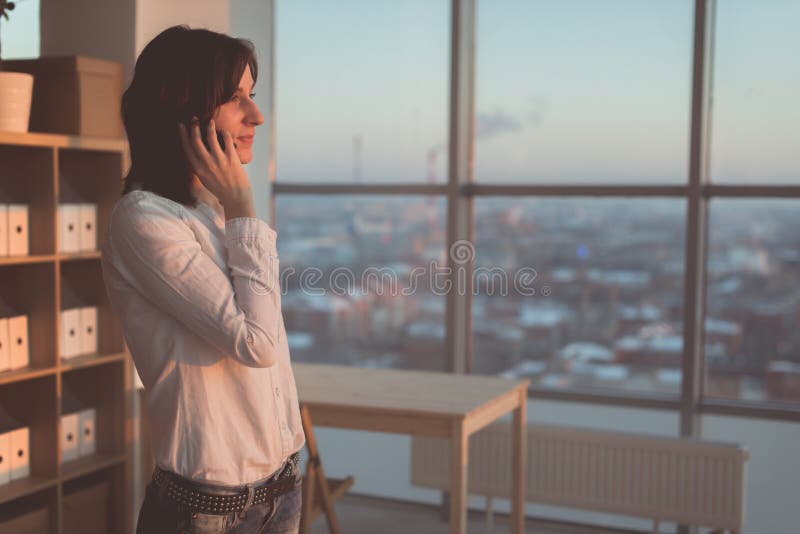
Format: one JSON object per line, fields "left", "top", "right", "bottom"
{"left": 293, "top": 363, "right": 529, "bottom": 420}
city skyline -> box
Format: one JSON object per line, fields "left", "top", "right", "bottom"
{"left": 277, "top": 195, "right": 800, "bottom": 403}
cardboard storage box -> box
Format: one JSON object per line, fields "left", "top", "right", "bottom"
{"left": 2, "top": 56, "right": 124, "bottom": 138}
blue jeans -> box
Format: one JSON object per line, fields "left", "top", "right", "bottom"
{"left": 136, "top": 469, "right": 303, "bottom": 533}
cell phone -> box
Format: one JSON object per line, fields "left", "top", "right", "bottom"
{"left": 200, "top": 122, "right": 229, "bottom": 152}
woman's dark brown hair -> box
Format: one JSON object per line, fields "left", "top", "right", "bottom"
{"left": 120, "top": 25, "right": 258, "bottom": 207}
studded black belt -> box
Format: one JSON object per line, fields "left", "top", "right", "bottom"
{"left": 152, "top": 451, "right": 301, "bottom": 515}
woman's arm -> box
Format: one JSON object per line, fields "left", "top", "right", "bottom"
{"left": 106, "top": 194, "right": 282, "bottom": 368}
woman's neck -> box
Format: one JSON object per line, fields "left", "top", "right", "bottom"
{"left": 190, "top": 175, "right": 222, "bottom": 209}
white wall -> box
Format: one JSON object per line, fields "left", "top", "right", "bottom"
{"left": 41, "top": 0, "right": 229, "bottom": 87}
{"left": 40, "top": 0, "right": 136, "bottom": 84}
{"left": 135, "top": 0, "right": 229, "bottom": 57}
{"left": 703, "top": 415, "right": 800, "bottom": 534}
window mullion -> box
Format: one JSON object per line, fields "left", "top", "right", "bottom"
{"left": 446, "top": 0, "right": 476, "bottom": 375}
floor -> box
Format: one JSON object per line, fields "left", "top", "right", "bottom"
{"left": 308, "top": 493, "right": 637, "bottom": 534}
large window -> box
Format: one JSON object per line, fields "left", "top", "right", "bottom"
{"left": 273, "top": 0, "right": 800, "bottom": 405}
{"left": 274, "top": 0, "right": 800, "bottom": 408}
{"left": 271, "top": 1, "right": 799, "bottom": 531}
{"left": 273, "top": 0, "right": 800, "bottom": 408}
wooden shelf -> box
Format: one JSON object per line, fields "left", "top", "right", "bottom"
{"left": 60, "top": 352, "right": 126, "bottom": 373}
{"left": 0, "top": 475, "right": 59, "bottom": 505}
{"left": 0, "top": 254, "right": 57, "bottom": 266}
{"left": 58, "top": 251, "right": 102, "bottom": 262}
{"left": 61, "top": 452, "right": 128, "bottom": 483}
{"left": 0, "top": 131, "right": 133, "bottom": 533}
{"left": 0, "top": 365, "right": 57, "bottom": 386}
{"left": 0, "top": 130, "right": 127, "bottom": 153}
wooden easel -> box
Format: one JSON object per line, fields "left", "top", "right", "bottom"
{"left": 298, "top": 403, "right": 355, "bottom": 534}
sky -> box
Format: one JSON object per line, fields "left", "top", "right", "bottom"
{"left": 273, "top": 0, "right": 799, "bottom": 184}
{"left": 0, "top": 0, "right": 39, "bottom": 58}
{"left": 3, "top": 0, "right": 798, "bottom": 184}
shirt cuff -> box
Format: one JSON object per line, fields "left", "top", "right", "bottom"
{"left": 225, "top": 217, "right": 278, "bottom": 247}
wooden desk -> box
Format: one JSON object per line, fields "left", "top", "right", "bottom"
{"left": 293, "top": 363, "right": 530, "bottom": 534}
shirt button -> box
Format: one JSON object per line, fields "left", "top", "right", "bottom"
{"left": 275, "top": 387, "right": 280, "bottom": 396}
{"left": 246, "top": 334, "right": 254, "bottom": 344}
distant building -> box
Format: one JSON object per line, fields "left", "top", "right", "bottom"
{"left": 402, "top": 320, "right": 446, "bottom": 371}
{"left": 766, "top": 361, "right": 800, "bottom": 402}
{"left": 569, "top": 362, "right": 630, "bottom": 389}
{"left": 615, "top": 304, "right": 663, "bottom": 337}
{"left": 282, "top": 291, "right": 370, "bottom": 342}
{"left": 500, "top": 360, "right": 547, "bottom": 381}
{"left": 518, "top": 303, "right": 570, "bottom": 359}
{"left": 614, "top": 327, "right": 682, "bottom": 368}
{"left": 705, "top": 317, "right": 743, "bottom": 356}
{"left": 557, "top": 342, "right": 615, "bottom": 369}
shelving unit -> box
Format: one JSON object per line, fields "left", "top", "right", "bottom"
{"left": 0, "top": 130, "right": 133, "bottom": 534}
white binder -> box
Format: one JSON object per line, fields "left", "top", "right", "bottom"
{"left": 79, "top": 306, "right": 98, "bottom": 355}
{"left": 0, "top": 204, "right": 7, "bottom": 256}
{"left": 78, "top": 203, "right": 97, "bottom": 251}
{"left": 6, "top": 204, "right": 29, "bottom": 256}
{"left": 0, "top": 317, "right": 9, "bottom": 373}
{"left": 60, "top": 308, "right": 81, "bottom": 359}
{"left": 0, "top": 432, "right": 10, "bottom": 485}
{"left": 58, "top": 204, "right": 81, "bottom": 253}
{"left": 9, "top": 426, "right": 29, "bottom": 480}
{"left": 78, "top": 408, "right": 96, "bottom": 456}
{"left": 7, "top": 314, "right": 29, "bottom": 370}
{"left": 61, "top": 413, "right": 80, "bottom": 463}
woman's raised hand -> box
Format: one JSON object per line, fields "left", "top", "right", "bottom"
{"left": 177, "top": 117, "right": 253, "bottom": 208}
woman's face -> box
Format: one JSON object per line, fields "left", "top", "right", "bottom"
{"left": 211, "top": 66, "right": 264, "bottom": 164}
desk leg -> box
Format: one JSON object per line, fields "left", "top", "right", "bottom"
{"left": 298, "top": 404, "right": 342, "bottom": 534}
{"left": 450, "top": 420, "right": 467, "bottom": 534}
{"left": 511, "top": 388, "right": 527, "bottom": 534}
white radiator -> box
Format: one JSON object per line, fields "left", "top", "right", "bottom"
{"left": 411, "top": 422, "right": 749, "bottom": 533}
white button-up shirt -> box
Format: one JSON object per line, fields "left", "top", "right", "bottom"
{"left": 100, "top": 188, "right": 305, "bottom": 486}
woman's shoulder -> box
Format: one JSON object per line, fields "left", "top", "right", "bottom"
{"left": 101, "top": 189, "right": 205, "bottom": 270}
{"left": 109, "top": 189, "right": 193, "bottom": 237}
{"left": 114, "top": 189, "right": 188, "bottom": 219}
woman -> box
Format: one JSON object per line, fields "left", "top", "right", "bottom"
{"left": 100, "top": 25, "right": 306, "bottom": 533}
